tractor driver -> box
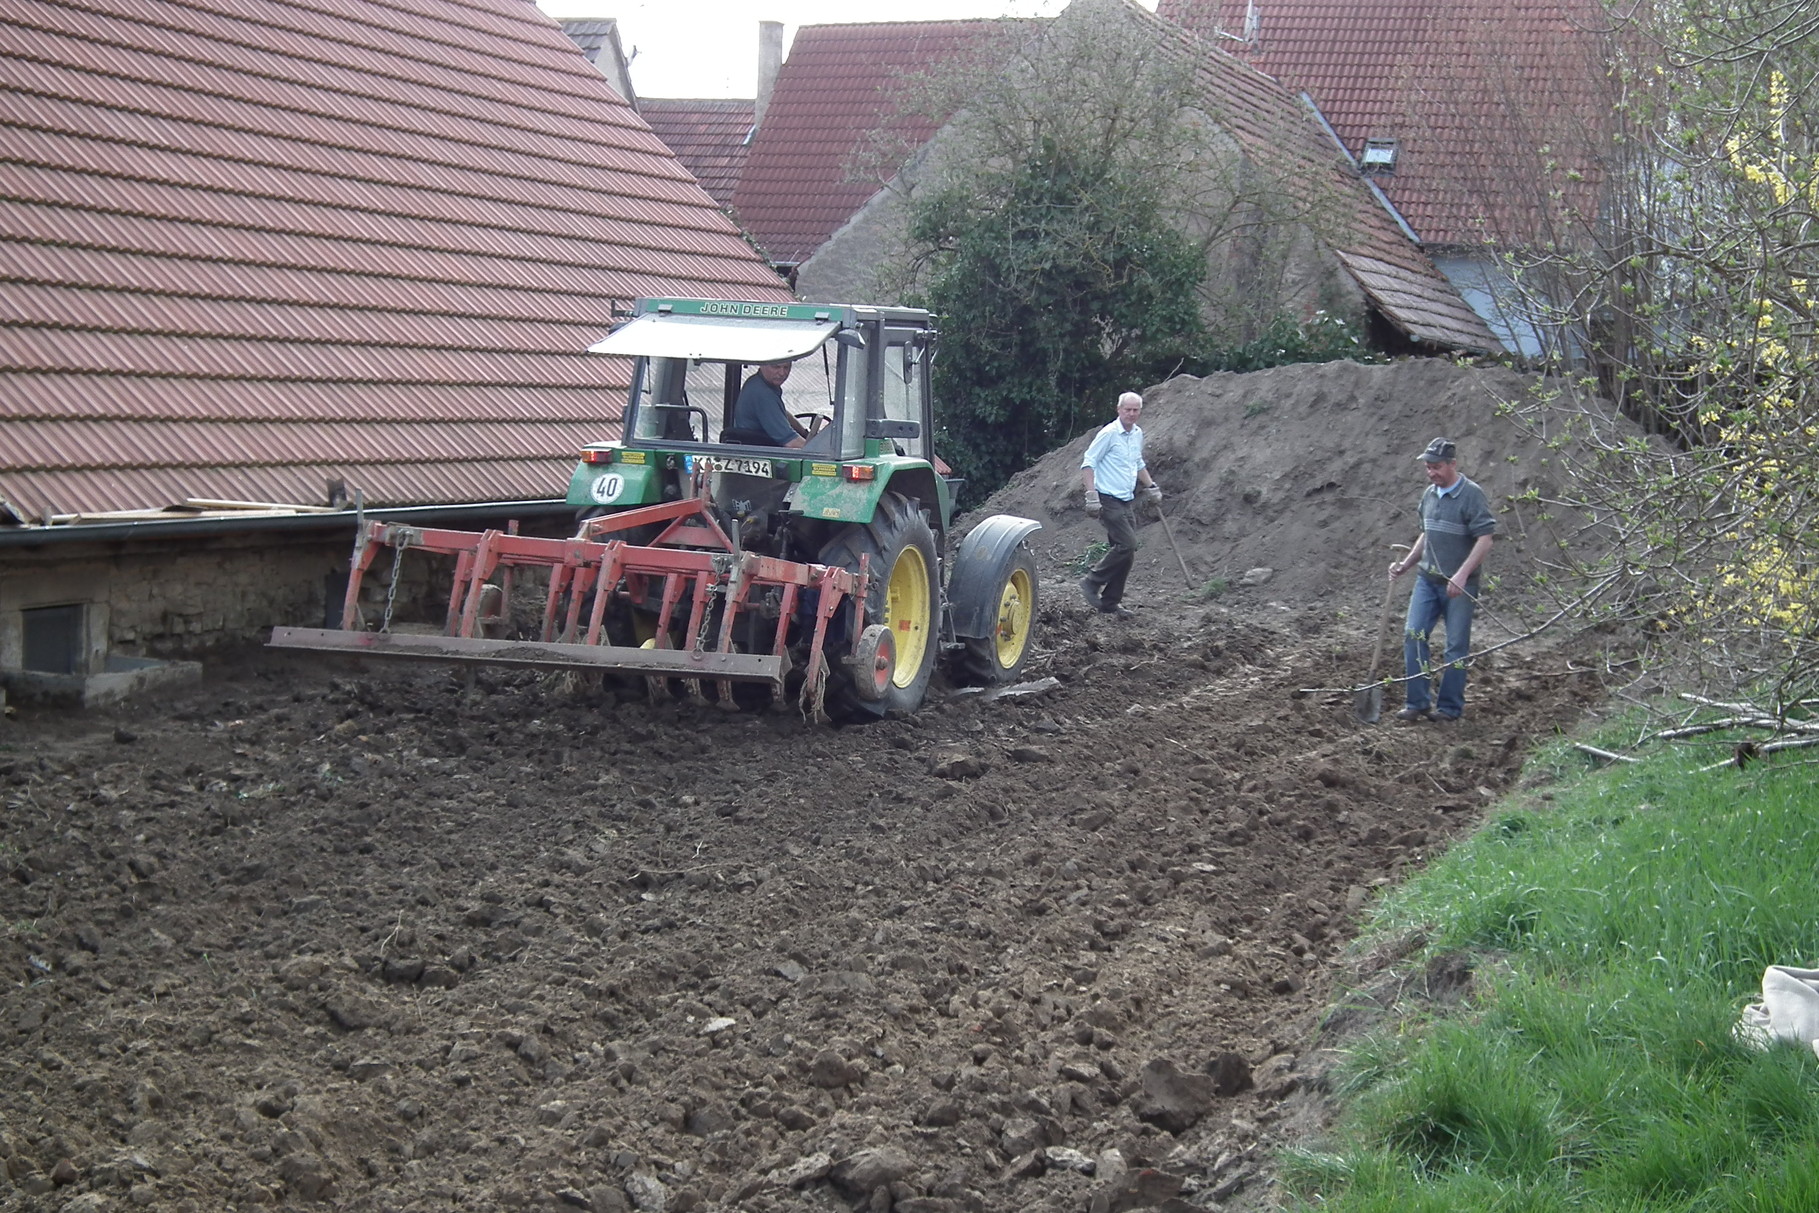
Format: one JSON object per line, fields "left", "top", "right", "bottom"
{"left": 731, "top": 360, "right": 810, "bottom": 449}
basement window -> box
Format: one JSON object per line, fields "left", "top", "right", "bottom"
{"left": 22, "top": 603, "right": 85, "bottom": 674}
{"left": 1360, "top": 139, "right": 1399, "bottom": 175}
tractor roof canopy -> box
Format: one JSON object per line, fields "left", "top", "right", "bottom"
{"left": 589, "top": 310, "right": 845, "bottom": 365}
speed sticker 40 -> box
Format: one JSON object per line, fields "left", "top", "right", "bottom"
{"left": 589, "top": 473, "right": 625, "bottom": 504}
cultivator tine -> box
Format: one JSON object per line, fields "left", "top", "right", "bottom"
{"left": 444, "top": 548, "right": 474, "bottom": 634}
{"left": 584, "top": 543, "right": 624, "bottom": 647}
{"left": 339, "top": 526, "right": 381, "bottom": 629}
{"left": 773, "top": 584, "right": 799, "bottom": 656}
{"left": 797, "top": 557, "right": 859, "bottom": 721}
{"left": 713, "top": 560, "right": 753, "bottom": 708}
{"left": 455, "top": 529, "right": 501, "bottom": 637}
{"left": 276, "top": 497, "right": 865, "bottom": 702}
{"left": 654, "top": 572, "right": 687, "bottom": 642}
{"left": 495, "top": 521, "right": 518, "bottom": 635}
{"left": 682, "top": 556, "right": 729, "bottom": 706}
{"left": 801, "top": 651, "right": 828, "bottom": 721}
{"left": 540, "top": 563, "right": 571, "bottom": 643}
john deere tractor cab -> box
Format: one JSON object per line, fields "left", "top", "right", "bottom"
{"left": 575, "top": 299, "right": 949, "bottom": 559}
{"left": 271, "top": 298, "right": 1040, "bottom": 720}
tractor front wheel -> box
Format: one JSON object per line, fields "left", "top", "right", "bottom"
{"left": 818, "top": 492, "right": 939, "bottom": 717}
{"left": 955, "top": 542, "right": 1038, "bottom": 685}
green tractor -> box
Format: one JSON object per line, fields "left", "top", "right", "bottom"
{"left": 271, "top": 298, "right": 1040, "bottom": 719}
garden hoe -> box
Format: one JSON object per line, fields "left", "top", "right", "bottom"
{"left": 1354, "top": 573, "right": 1397, "bottom": 724}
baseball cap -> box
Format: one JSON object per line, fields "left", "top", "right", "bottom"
{"left": 1417, "top": 437, "right": 1457, "bottom": 462}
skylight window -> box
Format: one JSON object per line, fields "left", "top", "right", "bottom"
{"left": 1361, "top": 139, "right": 1399, "bottom": 175}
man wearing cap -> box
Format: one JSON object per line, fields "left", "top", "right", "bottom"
{"left": 1079, "top": 391, "right": 1162, "bottom": 620}
{"left": 1388, "top": 438, "right": 1497, "bottom": 722}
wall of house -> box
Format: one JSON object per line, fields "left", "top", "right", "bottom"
{"left": 0, "top": 511, "right": 585, "bottom": 673}
{"left": 1191, "top": 188, "right": 1368, "bottom": 347}
{"left": 0, "top": 531, "right": 351, "bottom": 670}
{"left": 796, "top": 180, "right": 918, "bottom": 306}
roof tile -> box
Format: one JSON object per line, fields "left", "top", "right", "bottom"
{"left": 731, "top": 19, "right": 1035, "bottom": 266}
{"left": 1124, "top": 3, "right": 1497, "bottom": 349}
{"left": 0, "top": 0, "right": 793, "bottom": 520}
{"left": 1159, "top": 0, "right": 1608, "bottom": 245}
{"left": 641, "top": 98, "right": 754, "bottom": 210}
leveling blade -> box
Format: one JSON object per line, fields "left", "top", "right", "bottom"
{"left": 269, "top": 627, "right": 785, "bottom": 685}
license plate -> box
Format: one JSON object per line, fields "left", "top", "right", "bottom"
{"left": 689, "top": 455, "right": 774, "bottom": 477}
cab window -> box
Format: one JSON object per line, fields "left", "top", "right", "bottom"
{"left": 877, "top": 339, "right": 926, "bottom": 461}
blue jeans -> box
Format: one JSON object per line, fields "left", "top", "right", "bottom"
{"left": 1403, "top": 575, "right": 1476, "bottom": 718}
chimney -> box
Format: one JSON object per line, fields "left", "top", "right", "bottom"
{"left": 755, "top": 21, "right": 784, "bottom": 133}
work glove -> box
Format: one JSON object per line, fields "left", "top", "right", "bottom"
{"left": 1083, "top": 491, "right": 1102, "bottom": 518}
{"left": 1143, "top": 483, "right": 1163, "bottom": 504}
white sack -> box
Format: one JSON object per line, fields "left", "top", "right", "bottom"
{"left": 1733, "top": 965, "right": 1819, "bottom": 1058}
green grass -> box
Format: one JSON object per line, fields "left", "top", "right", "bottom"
{"left": 1288, "top": 723, "right": 1819, "bottom": 1212}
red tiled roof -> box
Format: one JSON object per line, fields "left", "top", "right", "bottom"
{"left": 1158, "top": 0, "right": 1608, "bottom": 247}
{"left": 1081, "top": 3, "right": 1497, "bottom": 350}
{"left": 731, "top": 19, "right": 1035, "bottom": 268}
{"left": 0, "top": 0, "right": 792, "bottom": 521}
{"left": 641, "top": 98, "right": 754, "bottom": 210}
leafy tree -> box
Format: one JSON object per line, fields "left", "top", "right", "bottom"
{"left": 867, "top": 0, "right": 1354, "bottom": 504}
{"left": 1453, "top": 2, "right": 1819, "bottom": 722}
{"left": 912, "top": 134, "right": 1207, "bottom": 501}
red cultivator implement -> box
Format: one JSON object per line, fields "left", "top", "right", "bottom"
{"left": 270, "top": 493, "right": 874, "bottom": 718}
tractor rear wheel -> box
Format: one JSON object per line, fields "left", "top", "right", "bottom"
{"left": 818, "top": 492, "right": 938, "bottom": 717}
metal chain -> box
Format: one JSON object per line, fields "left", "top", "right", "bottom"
{"left": 381, "top": 542, "right": 406, "bottom": 633}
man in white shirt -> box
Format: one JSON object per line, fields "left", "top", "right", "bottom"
{"left": 1078, "top": 391, "right": 1161, "bottom": 620}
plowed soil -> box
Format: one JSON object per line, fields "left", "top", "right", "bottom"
{"left": 0, "top": 360, "right": 1616, "bottom": 1213}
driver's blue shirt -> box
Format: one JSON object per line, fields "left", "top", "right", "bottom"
{"left": 732, "top": 374, "right": 794, "bottom": 445}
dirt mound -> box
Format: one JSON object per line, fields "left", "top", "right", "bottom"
{"left": 979, "top": 357, "right": 1572, "bottom": 627}
{"left": 0, "top": 359, "right": 1614, "bottom": 1213}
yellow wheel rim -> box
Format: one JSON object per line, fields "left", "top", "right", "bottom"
{"left": 885, "top": 545, "right": 931, "bottom": 688}
{"left": 992, "top": 568, "right": 1034, "bottom": 669}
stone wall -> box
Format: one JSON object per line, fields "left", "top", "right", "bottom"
{"left": 0, "top": 530, "right": 353, "bottom": 669}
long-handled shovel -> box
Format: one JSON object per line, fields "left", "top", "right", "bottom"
{"left": 1153, "top": 499, "right": 1195, "bottom": 588}
{"left": 1354, "top": 574, "right": 1398, "bottom": 724}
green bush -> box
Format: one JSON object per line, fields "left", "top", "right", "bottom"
{"left": 1200, "top": 311, "right": 1378, "bottom": 374}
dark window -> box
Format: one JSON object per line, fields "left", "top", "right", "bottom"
{"left": 22, "top": 604, "right": 84, "bottom": 674}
